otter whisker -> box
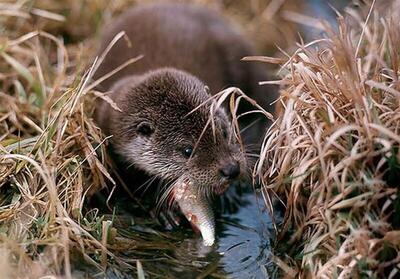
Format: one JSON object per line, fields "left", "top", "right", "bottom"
{"left": 155, "top": 171, "right": 172, "bottom": 194}
{"left": 245, "top": 153, "right": 260, "bottom": 158}
{"left": 134, "top": 175, "right": 158, "bottom": 195}
{"left": 198, "top": 182, "right": 214, "bottom": 201}
{"left": 125, "top": 160, "right": 137, "bottom": 170}
{"left": 161, "top": 186, "right": 177, "bottom": 214}
{"left": 244, "top": 144, "right": 260, "bottom": 150}
{"left": 244, "top": 143, "right": 260, "bottom": 151}
{"left": 158, "top": 163, "right": 180, "bottom": 182}
{"left": 243, "top": 145, "right": 261, "bottom": 153}
{"left": 155, "top": 179, "right": 177, "bottom": 214}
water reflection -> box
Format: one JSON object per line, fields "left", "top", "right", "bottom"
{"left": 163, "top": 186, "right": 274, "bottom": 278}
{"left": 79, "top": 184, "right": 274, "bottom": 278}
{"left": 216, "top": 191, "right": 272, "bottom": 279}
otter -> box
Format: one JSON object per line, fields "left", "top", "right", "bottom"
{"left": 96, "top": 68, "right": 245, "bottom": 195}
{"left": 93, "top": 3, "right": 275, "bottom": 241}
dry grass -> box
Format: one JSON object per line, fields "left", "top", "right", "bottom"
{"left": 0, "top": 3, "right": 124, "bottom": 278}
{"left": 0, "top": 0, "right": 304, "bottom": 277}
{"left": 7, "top": 0, "right": 396, "bottom": 278}
{"left": 256, "top": 1, "right": 400, "bottom": 277}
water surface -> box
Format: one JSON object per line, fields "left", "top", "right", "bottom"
{"left": 75, "top": 186, "right": 275, "bottom": 278}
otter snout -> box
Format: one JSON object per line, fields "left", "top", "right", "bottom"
{"left": 219, "top": 160, "right": 240, "bottom": 180}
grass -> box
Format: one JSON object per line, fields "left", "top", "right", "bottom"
{"left": 255, "top": 1, "right": 400, "bottom": 277}
{"left": 0, "top": 0, "right": 302, "bottom": 277}
{"left": 3, "top": 0, "right": 399, "bottom": 278}
{"left": 0, "top": 27, "right": 116, "bottom": 279}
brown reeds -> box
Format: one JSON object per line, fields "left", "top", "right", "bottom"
{"left": 0, "top": 1, "right": 126, "bottom": 277}
{"left": 256, "top": 1, "right": 400, "bottom": 277}
{"left": 0, "top": 0, "right": 305, "bottom": 277}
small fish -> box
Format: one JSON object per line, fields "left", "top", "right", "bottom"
{"left": 172, "top": 179, "right": 215, "bottom": 246}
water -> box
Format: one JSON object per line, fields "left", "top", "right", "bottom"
{"left": 215, "top": 191, "right": 273, "bottom": 278}
{"left": 75, "top": 185, "right": 275, "bottom": 278}
{"left": 166, "top": 190, "right": 274, "bottom": 278}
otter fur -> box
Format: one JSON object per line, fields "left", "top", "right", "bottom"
{"left": 94, "top": 3, "right": 275, "bottom": 196}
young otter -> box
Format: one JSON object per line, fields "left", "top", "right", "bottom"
{"left": 94, "top": 3, "right": 275, "bottom": 242}
{"left": 96, "top": 68, "right": 245, "bottom": 195}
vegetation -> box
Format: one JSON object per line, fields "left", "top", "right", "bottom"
{"left": 0, "top": 0, "right": 298, "bottom": 277}
{"left": 257, "top": 1, "right": 400, "bottom": 277}
{"left": 1, "top": 0, "right": 399, "bottom": 278}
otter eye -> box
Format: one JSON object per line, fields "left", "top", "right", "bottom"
{"left": 183, "top": 146, "right": 194, "bottom": 158}
{"left": 137, "top": 121, "right": 153, "bottom": 136}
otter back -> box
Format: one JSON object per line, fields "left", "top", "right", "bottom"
{"left": 94, "top": 3, "right": 276, "bottom": 112}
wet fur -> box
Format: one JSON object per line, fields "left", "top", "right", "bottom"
{"left": 94, "top": 3, "right": 275, "bottom": 200}
{"left": 96, "top": 68, "right": 246, "bottom": 196}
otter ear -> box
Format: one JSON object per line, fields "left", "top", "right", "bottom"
{"left": 137, "top": 121, "right": 154, "bottom": 136}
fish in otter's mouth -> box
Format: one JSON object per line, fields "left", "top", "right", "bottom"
{"left": 171, "top": 178, "right": 216, "bottom": 246}
{"left": 96, "top": 69, "right": 248, "bottom": 245}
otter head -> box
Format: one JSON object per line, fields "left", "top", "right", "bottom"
{"left": 108, "top": 68, "right": 247, "bottom": 195}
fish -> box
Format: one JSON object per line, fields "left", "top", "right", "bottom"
{"left": 172, "top": 178, "right": 215, "bottom": 246}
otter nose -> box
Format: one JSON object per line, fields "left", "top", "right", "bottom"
{"left": 219, "top": 161, "right": 240, "bottom": 179}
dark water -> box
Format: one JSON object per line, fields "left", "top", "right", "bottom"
{"left": 214, "top": 191, "right": 273, "bottom": 278}
{"left": 166, "top": 189, "right": 274, "bottom": 279}
{"left": 73, "top": 185, "right": 275, "bottom": 279}
{"left": 130, "top": 188, "right": 273, "bottom": 279}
